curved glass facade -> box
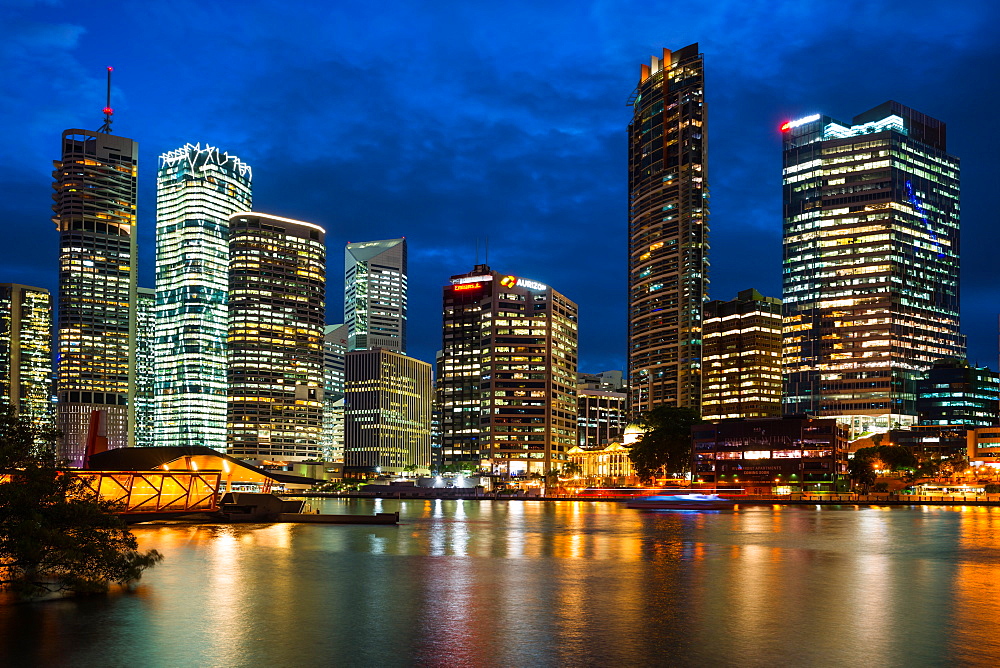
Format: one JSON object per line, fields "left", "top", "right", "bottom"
{"left": 627, "top": 44, "right": 708, "bottom": 414}
{"left": 155, "top": 143, "right": 251, "bottom": 450}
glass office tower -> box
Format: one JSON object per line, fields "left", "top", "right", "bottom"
{"left": 53, "top": 129, "right": 138, "bottom": 465}
{"left": 155, "top": 143, "right": 251, "bottom": 450}
{"left": 132, "top": 287, "right": 156, "bottom": 447}
{"left": 0, "top": 284, "right": 53, "bottom": 432}
{"left": 345, "top": 238, "right": 407, "bottom": 353}
{"left": 627, "top": 43, "right": 709, "bottom": 415}
{"left": 782, "top": 101, "right": 964, "bottom": 435}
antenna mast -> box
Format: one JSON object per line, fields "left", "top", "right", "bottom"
{"left": 98, "top": 67, "right": 114, "bottom": 134}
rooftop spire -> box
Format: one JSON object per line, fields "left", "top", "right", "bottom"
{"left": 98, "top": 67, "right": 114, "bottom": 133}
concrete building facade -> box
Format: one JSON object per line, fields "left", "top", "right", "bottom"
{"left": 53, "top": 129, "right": 138, "bottom": 464}
{"left": 627, "top": 43, "right": 709, "bottom": 414}
{"left": 227, "top": 213, "right": 325, "bottom": 461}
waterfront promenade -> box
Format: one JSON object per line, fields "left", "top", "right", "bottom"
{"left": 293, "top": 490, "right": 1000, "bottom": 507}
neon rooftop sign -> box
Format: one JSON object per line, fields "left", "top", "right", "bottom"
{"left": 780, "top": 114, "right": 821, "bottom": 132}
{"left": 451, "top": 275, "right": 493, "bottom": 285}
{"left": 500, "top": 275, "right": 547, "bottom": 291}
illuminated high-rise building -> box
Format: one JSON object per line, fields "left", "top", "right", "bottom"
{"left": 0, "top": 284, "right": 53, "bottom": 431}
{"left": 627, "top": 43, "right": 708, "bottom": 415}
{"left": 132, "top": 287, "right": 156, "bottom": 447}
{"left": 782, "top": 102, "right": 964, "bottom": 434}
{"left": 345, "top": 238, "right": 406, "bottom": 353}
{"left": 439, "top": 265, "right": 578, "bottom": 475}
{"left": 53, "top": 129, "right": 138, "bottom": 465}
{"left": 702, "top": 289, "right": 783, "bottom": 420}
{"left": 323, "top": 323, "right": 348, "bottom": 461}
{"left": 228, "top": 213, "right": 325, "bottom": 461}
{"left": 155, "top": 143, "right": 251, "bottom": 450}
{"left": 343, "top": 348, "right": 432, "bottom": 474}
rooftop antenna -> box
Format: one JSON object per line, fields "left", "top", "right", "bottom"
{"left": 98, "top": 67, "right": 114, "bottom": 134}
{"left": 485, "top": 235, "right": 489, "bottom": 265}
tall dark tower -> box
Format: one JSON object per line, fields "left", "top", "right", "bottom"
{"left": 781, "top": 102, "right": 964, "bottom": 435}
{"left": 53, "top": 69, "right": 138, "bottom": 464}
{"left": 627, "top": 44, "right": 709, "bottom": 415}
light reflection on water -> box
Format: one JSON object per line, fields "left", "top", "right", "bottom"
{"left": 3, "top": 501, "right": 1000, "bottom": 666}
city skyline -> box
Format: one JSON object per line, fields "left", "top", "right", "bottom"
{"left": 3, "top": 2, "right": 1000, "bottom": 375}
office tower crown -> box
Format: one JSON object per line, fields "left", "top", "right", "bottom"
{"left": 345, "top": 237, "right": 407, "bottom": 354}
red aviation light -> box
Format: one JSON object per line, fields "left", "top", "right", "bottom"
{"left": 453, "top": 282, "right": 482, "bottom": 291}
{"left": 103, "top": 107, "right": 114, "bottom": 115}
{"left": 780, "top": 121, "right": 792, "bottom": 132}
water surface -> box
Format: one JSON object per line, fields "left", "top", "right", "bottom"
{"left": 3, "top": 499, "right": 1000, "bottom": 667}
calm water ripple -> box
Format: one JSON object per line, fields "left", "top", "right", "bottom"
{"left": 3, "top": 500, "right": 1000, "bottom": 667}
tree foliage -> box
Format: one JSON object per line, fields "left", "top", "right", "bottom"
{"left": 0, "top": 409, "right": 162, "bottom": 598}
{"left": 628, "top": 406, "right": 701, "bottom": 483}
{"left": 848, "top": 445, "right": 919, "bottom": 490}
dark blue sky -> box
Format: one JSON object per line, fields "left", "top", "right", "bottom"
{"left": 3, "top": 0, "right": 998, "bottom": 372}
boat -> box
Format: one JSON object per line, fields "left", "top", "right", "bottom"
{"left": 626, "top": 494, "right": 735, "bottom": 510}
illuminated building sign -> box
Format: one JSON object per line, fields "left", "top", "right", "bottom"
{"left": 779, "top": 114, "right": 821, "bottom": 132}
{"left": 500, "top": 275, "right": 547, "bottom": 291}
{"left": 451, "top": 275, "right": 493, "bottom": 285}
{"left": 453, "top": 283, "right": 482, "bottom": 292}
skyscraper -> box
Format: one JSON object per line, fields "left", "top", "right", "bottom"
{"left": 439, "top": 265, "right": 578, "bottom": 475}
{"left": 53, "top": 129, "right": 138, "bottom": 465}
{"left": 323, "top": 323, "right": 348, "bottom": 461}
{"left": 155, "top": 143, "right": 251, "bottom": 450}
{"left": 627, "top": 43, "right": 709, "bottom": 415}
{"left": 0, "top": 284, "right": 53, "bottom": 431}
{"left": 702, "top": 289, "right": 783, "bottom": 420}
{"left": 131, "top": 287, "right": 156, "bottom": 447}
{"left": 781, "top": 102, "right": 963, "bottom": 434}
{"left": 345, "top": 238, "right": 407, "bottom": 353}
{"left": 343, "top": 348, "right": 432, "bottom": 474}
{"left": 228, "top": 213, "right": 325, "bottom": 461}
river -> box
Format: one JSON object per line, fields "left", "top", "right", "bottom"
{"left": 3, "top": 499, "right": 1000, "bottom": 667}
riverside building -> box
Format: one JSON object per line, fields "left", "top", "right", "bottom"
{"left": 343, "top": 348, "right": 432, "bottom": 474}
{"left": 702, "top": 289, "right": 783, "bottom": 420}
{"left": 227, "top": 213, "right": 325, "bottom": 461}
{"left": 439, "top": 265, "right": 578, "bottom": 476}
{"left": 782, "top": 102, "right": 964, "bottom": 435}
{"left": 53, "top": 128, "right": 138, "bottom": 465}
{"left": 916, "top": 358, "right": 999, "bottom": 426}
{"left": 345, "top": 238, "right": 407, "bottom": 353}
{"left": 692, "top": 416, "right": 850, "bottom": 494}
{"left": 0, "top": 284, "right": 53, "bottom": 431}
{"left": 627, "top": 43, "right": 709, "bottom": 415}
{"left": 155, "top": 143, "right": 251, "bottom": 450}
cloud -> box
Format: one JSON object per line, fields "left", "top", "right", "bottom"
{"left": 2, "top": 0, "right": 999, "bottom": 373}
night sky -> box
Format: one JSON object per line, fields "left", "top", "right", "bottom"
{"left": 3, "top": 0, "right": 998, "bottom": 373}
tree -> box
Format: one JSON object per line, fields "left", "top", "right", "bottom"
{"left": 0, "top": 409, "right": 162, "bottom": 598}
{"left": 628, "top": 406, "right": 701, "bottom": 484}
{"left": 848, "top": 445, "right": 919, "bottom": 491}
{"left": 560, "top": 461, "right": 583, "bottom": 478}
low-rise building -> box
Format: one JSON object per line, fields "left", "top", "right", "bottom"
{"left": 567, "top": 443, "right": 639, "bottom": 486}
{"left": 692, "top": 416, "right": 849, "bottom": 494}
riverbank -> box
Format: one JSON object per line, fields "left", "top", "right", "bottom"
{"left": 286, "top": 491, "right": 1000, "bottom": 507}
